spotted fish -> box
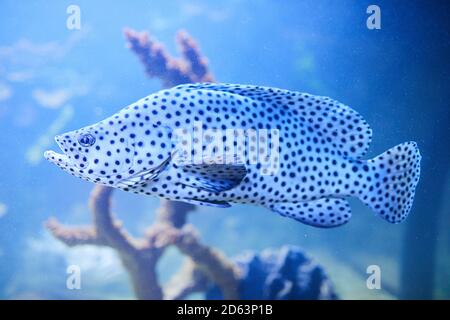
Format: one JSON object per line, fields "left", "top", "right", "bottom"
{"left": 44, "top": 83, "right": 421, "bottom": 228}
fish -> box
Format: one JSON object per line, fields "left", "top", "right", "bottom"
{"left": 44, "top": 83, "right": 421, "bottom": 228}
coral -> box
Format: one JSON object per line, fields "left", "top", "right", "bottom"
{"left": 123, "top": 29, "right": 214, "bottom": 87}
{"left": 206, "top": 246, "right": 337, "bottom": 300}
{"left": 47, "top": 186, "right": 240, "bottom": 299}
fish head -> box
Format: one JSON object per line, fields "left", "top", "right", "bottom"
{"left": 44, "top": 112, "right": 175, "bottom": 187}
{"left": 44, "top": 120, "right": 137, "bottom": 185}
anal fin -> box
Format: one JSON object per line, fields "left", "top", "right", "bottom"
{"left": 270, "top": 198, "right": 352, "bottom": 228}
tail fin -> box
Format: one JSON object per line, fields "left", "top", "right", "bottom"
{"left": 361, "top": 142, "right": 421, "bottom": 223}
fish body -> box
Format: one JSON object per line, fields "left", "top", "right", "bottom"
{"left": 45, "top": 83, "right": 421, "bottom": 228}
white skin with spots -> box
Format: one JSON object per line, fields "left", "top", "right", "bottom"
{"left": 45, "top": 83, "right": 421, "bottom": 228}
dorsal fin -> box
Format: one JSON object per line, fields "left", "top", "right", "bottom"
{"left": 175, "top": 83, "right": 372, "bottom": 159}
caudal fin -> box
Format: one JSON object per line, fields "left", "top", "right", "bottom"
{"left": 361, "top": 142, "right": 421, "bottom": 223}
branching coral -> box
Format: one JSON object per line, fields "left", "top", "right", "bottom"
{"left": 123, "top": 29, "right": 214, "bottom": 87}
{"left": 46, "top": 29, "right": 239, "bottom": 300}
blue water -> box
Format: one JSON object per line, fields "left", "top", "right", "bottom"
{"left": 0, "top": 0, "right": 449, "bottom": 299}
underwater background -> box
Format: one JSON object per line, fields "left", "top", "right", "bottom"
{"left": 0, "top": 0, "right": 449, "bottom": 299}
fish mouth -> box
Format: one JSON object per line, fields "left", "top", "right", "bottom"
{"left": 44, "top": 147, "right": 96, "bottom": 184}
{"left": 44, "top": 136, "right": 72, "bottom": 168}
{"left": 44, "top": 150, "right": 71, "bottom": 168}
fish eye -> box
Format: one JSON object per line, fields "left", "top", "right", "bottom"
{"left": 78, "top": 134, "right": 96, "bottom": 147}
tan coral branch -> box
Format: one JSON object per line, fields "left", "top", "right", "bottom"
{"left": 124, "top": 28, "right": 192, "bottom": 87}
{"left": 164, "top": 259, "right": 210, "bottom": 300}
{"left": 176, "top": 30, "right": 214, "bottom": 82}
{"left": 89, "top": 186, "right": 137, "bottom": 252}
{"left": 124, "top": 28, "right": 215, "bottom": 87}
{"left": 156, "top": 199, "right": 196, "bottom": 228}
{"left": 159, "top": 225, "right": 241, "bottom": 300}
{"left": 45, "top": 218, "right": 105, "bottom": 247}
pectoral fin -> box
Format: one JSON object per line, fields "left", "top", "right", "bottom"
{"left": 175, "top": 155, "right": 247, "bottom": 193}
{"left": 180, "top": 197, "right": 231, "bottom": 208}
{"left": 116, "top": 156, "right": 172, "bottom": 188}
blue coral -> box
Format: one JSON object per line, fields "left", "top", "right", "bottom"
{"left": 206, "top": 245, "right": 337, "bottom": 300}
